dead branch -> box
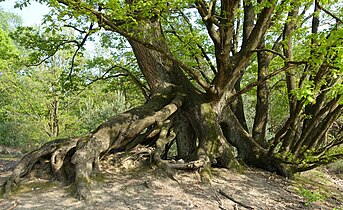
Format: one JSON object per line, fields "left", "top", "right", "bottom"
{"left": 218, "top": 189, "right": 255, "bottom": 209}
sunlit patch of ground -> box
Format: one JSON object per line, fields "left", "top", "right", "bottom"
{"left": 0, "top": 155, "right": 341, "bottom": 210}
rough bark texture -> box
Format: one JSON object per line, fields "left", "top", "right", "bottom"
{"left": 3, "top": 0, "right": 342, "bottom": 201}
{"left": 174, "top": 112, "right": 196, "bottom": 160}
{"left": 253, "top": 45, "right": 270, "bottom": 148}
{"left": 4, "top": 91, "right": 185, "bottom": 199}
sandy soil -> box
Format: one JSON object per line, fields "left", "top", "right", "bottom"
{"left": 0, "top": 155, "right": 342, "bottom": 210}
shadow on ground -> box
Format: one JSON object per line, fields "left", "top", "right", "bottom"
{"left": 0, "top": 154, "right": 342, "bottom": 210}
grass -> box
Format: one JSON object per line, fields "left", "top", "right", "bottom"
{"left": 0, "top": 179, "right": 59, "bottom": 198}
{"left": 292, "top": 166, "right": 343, "bottom": 209}
{"left": 298, "top": 187, "right": 325, "bottom": 206}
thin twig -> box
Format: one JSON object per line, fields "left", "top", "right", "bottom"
{"left": 63, "top": 24, "right": 87, "bottom": 33}
{"left": 27, "top": 40, "right": 78, "bottom": 67}
{"left": 251, "top": 48, "right": 286, "bottom": 60}
{"left": 316, "top": 3, "right": 343, "bottom": 24}
{"left": 228, "top": 65, "right": 297, "bottom": 104}
{"left": 68, "top": 23, "right": 96, "bottom": 80}
{"left": 117, "top": 66, "right": 150, "bottom": 100}
{"left": 218, "top": 189, "right": 255, "bottom": 209}
{"left": 179, "top": 10, "right": 217, "bottom": 75}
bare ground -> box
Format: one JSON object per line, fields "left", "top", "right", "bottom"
{"left": 0, "top": 154, "right": 342, "bottom": 210}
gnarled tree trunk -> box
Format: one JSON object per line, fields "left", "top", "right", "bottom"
{"left": 3, "top": 0, "right": 342, "bottom": 201}
{"left": 2, "top": 14, "right": 241, "bottom": 200}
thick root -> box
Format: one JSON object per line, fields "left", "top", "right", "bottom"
{"left": 197, "top": 148, "right": 213, "bottom": 183}
{"left": 3, "top": 137, "right": 78, "bottom": 196}
{"left": 2, "top": 92, "right": 184, "bottom": 201}
{"left": 50, "top": 137, "right": 80, "bottom": 182}
{"left": 152, "top": 120, "right": 178, "bottom": 181}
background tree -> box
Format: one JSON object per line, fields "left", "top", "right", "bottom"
{"left": 0, "top": 10, "right": 143, "bottom": 149}
{"left": 0, "top": 10, "right": 22, "bottom": 148}
{"left": 2, "top": 0, "right": 342, "bottom": 201}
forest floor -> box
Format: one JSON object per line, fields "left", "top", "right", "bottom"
{"left": 0, "top": 152, "right": 342, "bottom": 210}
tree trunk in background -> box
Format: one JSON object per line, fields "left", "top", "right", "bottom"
{"left": 231, "top": 78, "right": 249, "bottom": 132}
{"left": 175, "top": 111, "right": 196, "bottom": 160}
{"left": 48, "top": 98, "right": 59, "bottom": 137}
{"left": 253, "top": 47, "right": 269, "bottom": 148}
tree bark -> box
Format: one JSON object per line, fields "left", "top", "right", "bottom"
{"left": 253, "top": 44, "right": 269, "bottom": 148}
{"left": 4, "top": 0, "right": 342, "bottom": 201}
{"left": 283, "top": 6, "right": 299, "bottom": 116}
{"left": 174, "top": 111, "right": 196, "bottom": 160}
{"left": 4, "top": 91, "right": 184, "bottom": 199}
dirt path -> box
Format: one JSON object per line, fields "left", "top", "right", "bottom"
{"left": 0, "top": 156, "right": 342, "bottom": 210}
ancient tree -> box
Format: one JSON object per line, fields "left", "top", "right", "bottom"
{"left": 3, "top": 0, "right": 342, "bottom": 200}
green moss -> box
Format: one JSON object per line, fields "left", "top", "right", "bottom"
{"left": 4, "top": 180, "right": 58, "bottom": 197}
{"left": 199, "top": 163, "right": 212, "bottom": 183}
{"left": 65, "top": 183, "right": 77, "bottom": 195}
{"left": 230, "top": 162, "right": 245, "bottom": 174}
{"left": 75, "top": 176, "right": 90, "bottom": 184}
{"left": 91, "top": 172, "right": 107, "bottom": 182}
{"left": 199, "top": 103, "right": 219, "bottom": 157}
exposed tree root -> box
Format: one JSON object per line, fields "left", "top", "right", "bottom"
{"left": 167, "top": 159, "right": 205, "bottom": 170}
{"left": 151, "top": 118, "right": 211, "bottom": 181}
{"left": 218, "top": 188, "right": 255, "bottom": 209}
{"left": 50, "top": 137, "right": 80, "bottom": 182}
{"left": 2, "top": 91, "right": 251, "bottom": 201}
{"left": 3, "top": 137, "right": 79, "bottom": 196}
{"left": 3, "top": 92, "right": 185, "bottom": 200}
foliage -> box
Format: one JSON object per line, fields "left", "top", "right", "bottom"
{"left": 0, "top": 50, "right": 142, "bottom": 149}
{"left": 298, "top": 187, "right": 325, "bottom": 206}
{"left": 0, "top": 7, "right": 22, "bottom": 31}
{"left": 0, "top": 9, "right": 144, "bottom": 150}
{"left": 0, "top": 28, "right": 19, "bottom": 69}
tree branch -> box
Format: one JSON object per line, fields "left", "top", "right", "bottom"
{"left": 63, "top": 24, "right": 87, "bottom": 33}
{"left": 237, "top": 5, "right": 275, "bottom": 60}
{"left": 313, "top": 138, "right": 343, "bottom": 158}
{"left": 228, "top": 63, "right": 305, "bottom": 104}
{"left": 27, "top": 40, "right": 78, "bottom": 67}
{"left": 77, "top": 4, "right": 214, "bottom": 93}
{"left": 87, "top": 73, "right": 128, "bottom": 86}
{"left": 296, "top": 153, "right": 343, "bottom": 172}
{"left": 164, "top": 26, "right": 213, "bottom": 83}
{"left": 316, "top": 3, "right": 343, "bottom": 24}
{"left": 68, "top": 23, "right": 98, "bottom": 80}
{"left": 175, "top": 11, "right": 217, "bottom": 75}
{"left": 195, "top": 0, "right": 220, "bottom": 45}
{"left": 251, "top": 49, "right": 286, "bottom": 60}
{"left": 197, "top": 43, "right": 217, "bottom": 75}
{"left": 87, "top": 64, "right": 150, "bottom": 100}
{"left": 116, "top": 66, "right": 150, "bottom": 101}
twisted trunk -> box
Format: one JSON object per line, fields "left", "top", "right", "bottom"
{"left": 4, "top": 0, "right": 342, "bottom": 202}
{"left": 3, "top": 17, "right": 241, "bottom": 200}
